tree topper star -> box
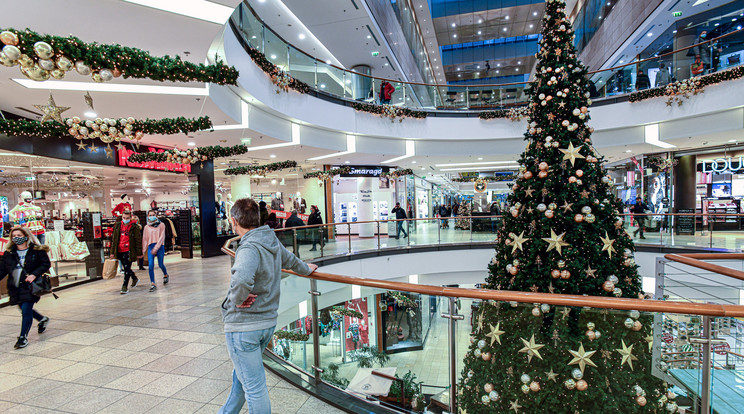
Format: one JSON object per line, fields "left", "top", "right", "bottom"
{"left": 559, "top": 143, "right": 585, "bottom": 167}
{"left": 34, "top": 94, "right": 70, "bottom": 125}
{"left": 510, "top": 231, "right": 529, "bottom": 254}
{"left": 518, "top": 334, "right": 545, "bottom": 363}
{"left": 486, "top": 323, "right": 505, "bottom": 346}
{"left": 567, "top": 342, "right": 598, "bottom": 373}
{"left": 616, "top": 340, "right": 638, "bottom": 371}
{"left": 542, "top": 229, "right": 570, "bottom": 255}
{"left": 600, "top": 231, "right": 616, "bottom": 258}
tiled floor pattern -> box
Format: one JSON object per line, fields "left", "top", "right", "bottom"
{"left": 0, "top": 256, "right": 345, "bottom": 414}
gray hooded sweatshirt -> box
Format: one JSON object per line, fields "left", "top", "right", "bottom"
{"left": 221, "top": 225, "right": 311, "bottom": 332}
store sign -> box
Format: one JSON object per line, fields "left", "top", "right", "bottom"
{"left": 340, "top": 166, "right": 390, "bottom": 178}
{"left": 700, "top": 157, "right": 744, "bottom": 174}
{"left": 117, "top": 146, "right": 192, "bottom": 173}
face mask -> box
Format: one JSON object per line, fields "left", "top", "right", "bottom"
{"left": 700, "top": 33, "right": 706, "bottom": 39}
{"left": 148, "top": 216, "right": 157, "bottom": 222}
{"left": 12, "top": 236, "right": 28, "bottom": 245}
{"left": 122, "top": 219, "right": 130, "bottom": 224}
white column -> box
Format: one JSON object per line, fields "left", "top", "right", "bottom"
{"left": 358, "top": 177, "right": 374, "bottom": 237}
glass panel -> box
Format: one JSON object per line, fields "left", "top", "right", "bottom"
{"left": 317, "top": 64, "right": 346, "bottom": 97}
{"left": 264, "top": 30, "right": 288, "bottom": 71}
{"left": 710, "top": 316, "right": 744, "bottom": 414}
{"left": 288, "top": 48, "right": 316, "bottom": 88}
{"left": 237, "top": 5, "right": 264, "bottom": 52}
{"left": 271, "top": 272, "right": 313, "bottom": 372}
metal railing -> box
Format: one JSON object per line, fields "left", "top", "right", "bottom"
{"left": 222, "top": 232, "right": 744, "bottom": 413}
{"left": 230, "top": 2, "right": 744, "bottom": 112}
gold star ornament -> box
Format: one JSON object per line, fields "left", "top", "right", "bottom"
{"left": 75, "top": 141, "right": 88, "bottom": 151}
{"left": 34, "top": 94, "right": 70, "bottom": 124}
{"left": 559, "top": 143, "right": 585, "bottom": 167}
{"left": 616, "top": 340, "right": 638, "bottom": 371}
{"left": 524, "top": 187, "right": 535, "bottom": 197}
{"left": 486, "top": 323, "right": 505, "bottom": 346}
{"left": 585, "top": 266, "right": 597, "bottom": 278}
{"left": 561, "top": 202, "right": 573, "bottom": 213}
{"left": 600, "top": 231, "right": 616, "bottom": 258}
{"left": 89, "top": 143, "right": 98, "bottom": 153}
{"left": 104, "top": 144, "right": 113, "bottom": 159}
{"left": 545, "top": 368, "right": 558, "bottom": 382}
{"left": 567, "top": 342, "right": 598, "bottom": 373}
{"left": 518, "top": 334, "right": 545, "bottom": 363}
{"left": 510, "top": 231, "right": 529, "bottom": 254}
{"left": 542, "top": 229, "right": 570, "bottom": 255}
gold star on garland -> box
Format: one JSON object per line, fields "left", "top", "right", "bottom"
{"left": 486, "top": 323, "right": 505, "bottom": 346}
{"left": 559, "top": 143, "right": 585, "bottom": 167}
{"left": 558, "top": 101, "right": 566, "bottom": 108}
{"left": 89, "top": 143, "right": 98, "bottom": 153}
{"left": 542, "top": 229, "right": 570, "bottom": 255}
{"left": 529, "top": 285, "right": 539, "bottom": 292}
{"left": 546, "top": 368, "right": 558, "bottom": 383}
{"left": 525, "top": 187, "right": 535, "bottom": 197}
{"left": 116, "top": 142, "right": 126, "bottom": 151}
{"left": 518, "top": 334, "right": 545, "bottom": 363}
{"left": 34, "top": 94, "right": 70, "bottom": 124}
{"left": 580, "top": 189, "right": 590, "bottom": 198}
{"left": 585, "top": 266, "right": 597, "bottom": 278}
{"left": 75, "top": 141, "right": 88, "bottom": 151}
{"left": 567, "top": 343, "right": 598, "bottom": 373}
{"left": 600, "top": 231, "right": 616, "bottom": 258}
{"left": 510, "top": 231, "right": 529, "bottom": 254}
{"left": 476, "top": 311, "right": 485, "bottom": 333}
{"left": 104, "top": 144, "right": 113, "bottom": 159}
{"left": 561, "top": 202, "right": 573, "bottom": 213}
{"left": 509, "top": 400, "right": 522, "bottom": 413}
{"left": 646, "top": 335, "right": 654, "bottom": 352}
{"left": 616, "top": 340, "right": 638, "bottom": 371}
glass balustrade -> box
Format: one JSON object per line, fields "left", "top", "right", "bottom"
{"left": 229, "top": 3, "right": 743, "bottom": 113}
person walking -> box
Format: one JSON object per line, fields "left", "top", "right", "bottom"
{"left": 284, "top": 210, "right": 304, "bottom": 228}
{"left": 379, "top": 80, "right": 395, "bottom": 104}
{"left": 219, "top": 198, "right": 317, "bottom": 414}
{"left": 307, "top": 205, "right": 323, "bottom": 251}
{"left": 439, "top": 204, "right": 449, "bottom": 229}
{"left": 142, "top": 210, "right": 169, "bottom": 292}
{"left": 110, "top": 210, "right": 143, "bottom": 294}
{"left": 631, "top": 197, "right": 649, "bottom": 239}
{"left": 655, "top": 62, "right": 671, "bottom": 87}
{"left": 391, "top": 202, "right": 408, "bottom": 239}
{"left": 0, "top": 226, "right": 51, "bottom": 349}
{"left": 258, "top": 201, "right": 269, "bottom": 226}
{"left": 490, "top": 201, "right": 501, "bottom": 233}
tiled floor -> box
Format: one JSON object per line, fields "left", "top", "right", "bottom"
{"left": 0, "top": 256, "right": 344, "bottom": 414}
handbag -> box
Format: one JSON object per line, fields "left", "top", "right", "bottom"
{"left": 691, "top": 57, "right": 704, "bottom": 75}
{"left": 31, "top": 273, "right": 59, "bottom": 299}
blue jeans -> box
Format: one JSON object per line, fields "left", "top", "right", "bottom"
{"left": 219, "top": 328, "right": 275, "bottom": 414}
{"left": 396, "top": 221, "right": 408, "bottom": 238}
{"left": 19, "top": 301, "right": 44, "bottom": 338}
{"left": 147, "top": 244, "right": 168, "bottom": 283}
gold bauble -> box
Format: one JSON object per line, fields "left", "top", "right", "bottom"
{"left": 0, "top": 31, "right": 19, "bottom": 46}
{"left": 38, "top": 58, "right": 55, "bottom": 71}
{"left": 56, "top": 56, "right": 73, "bottom": 71}
{"left": 33, "top": 41, "right": 54, "bottom": 59}
{"left": 50, "top": 69, "right": 65, "bottom": 79}
{"left": 636, "top": 396, "right": 647, "bottom": 406}
{"left": 91, "top": 72, "right": 103, "bottom": 83}
{"left": 576, "top": 379, "right": 587, "bottom": 391}
{"left": 18, "top": 54, "right": 34, "bottom": 67}
{"left": 0, "top": 51, "right": 17, "bottom": 67}
{"left": 2, "top": 44, "right": 20, "bottom": 60}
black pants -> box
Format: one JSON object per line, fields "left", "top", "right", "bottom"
{"left": 118, "top": 252, "right": 136, "bottom": 287}
{"left": 634, "top": 217, "right": 646, "bottom": 237}
{"left": 19, "top": 301, "right": 44, "bottom": 338}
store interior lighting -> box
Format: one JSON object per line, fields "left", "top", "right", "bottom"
{"left": 121, "top": 0, "right": 233, "bottom": 24}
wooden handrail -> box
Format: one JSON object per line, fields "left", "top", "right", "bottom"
{"left": 664, "top": 254, "right": 744, "bottom": 282}
{"left": 220, "top": 236, "right": 744, "bottom": 316}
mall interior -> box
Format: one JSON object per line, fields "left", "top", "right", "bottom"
{"left": 1, "top": 0, "right": 744, "bottom": 413}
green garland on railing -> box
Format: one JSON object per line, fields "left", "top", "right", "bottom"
{"left": 478, "top": 106, "right": 531, "bottom": 121}
{"left": 351, "top": 102, "right": 427, "bottom": 122}
{"left": 628, "top": 65, "right": 744, "bottom": 104}
{"left": 273, "top": 330, "right": 309, "bottom": 341}
{"left": 303, "top": 166, "right": 351, "bottom": 180}
{"left": 0, "top": 28, "right": 238, "bottom": 85}
{"left": 380, "top": 168, "right": 413, "bottom": 179}
{"left": 128, "top": 144, "right": 247, "bottom": 165}
{"left": 451, "top": 174, "right": 518, "bottom": 183}
{"left": 388, "top": 291, "right": 418, "bottom": 308}
{"left": 332, "top": 306, "right": 364, "bottom": 319}
{"left": 243, "top": 42, "right": 310, "bottom": 94}
{"left": 0, "top": 116, "right": 212, "bottom": 139}
{"left": 224, "top": 160, "right": 298, "bottom": 176}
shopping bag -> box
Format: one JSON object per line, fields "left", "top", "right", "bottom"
{"left": 691, "top": 57, "right": 704, "bottom": 75}
{"left": 102, "top": 259, "right": 118, "bottom": 280}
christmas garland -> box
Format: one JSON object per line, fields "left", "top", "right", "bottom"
{"left": 646, "top": 156, "right": 678, "bottom": 172}
{"left": 380, "top": 168, "right": 413, "bottom": 179}
{"left": 128, "top": 144, "right": 248, "bottom": 165}
{"left": 388, "top": 291, "right": 418, "bottom": 308}
{"left": 273, "top": 330, "right": 309, "bottom": 341}
{"left": 351, "top": 102, "right": 427, "bottom": 123}
{"left": 0, "top": 29, "right": 238, "bottom": 85}
{"left": 303, "top": 166, "right": 352, "bottom": 180}
{"left": 478, "top": 106, "right": 531, "bottom": 121}
{"left": 243, "top": 42, "right": 310, "bottom": 94}
{"left": 224, "top": 160, "right": 298, "bottom": 176}
{"left": 451, "top": 174, "right": 518, "bottom": 183}
{"left": 0, "top": 116, "right": 212, "bottom": 141}
{"left": 628, "top": 65, "right": 744, "bottom": 105}
{"left": 332, "top": 306, "right": 364, "bottom": 319}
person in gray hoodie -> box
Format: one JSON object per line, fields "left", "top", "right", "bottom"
{"left": 219, "top": 198, "right": 317, "bottom": 414}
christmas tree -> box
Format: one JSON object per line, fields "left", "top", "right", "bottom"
{"left": 457, "top": 0, "right": 678, "bottom": 412}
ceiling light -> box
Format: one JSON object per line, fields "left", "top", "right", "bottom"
{"left": 412, "top": 161, "right": 417, "bottom": 164}
{"left": 452, "top": 23, "right": 456, "bottom": 27}
{"left": 366, "top": 35, "right": 371, "bottom": 39}
{"left": 503, "top": 28, "right": 507, "bottom": 31}
{"left": 320, "top": 84, "right": 326, "bottom": 88}
{"left": 440, "top": 165, "right": 519, "bottom": 172}
{"left": 476, "top": 72, "right": 480, "bottom": 75}
{"left": 515, "top": 68, "right": 519, "bottom": 71}
{"left": 477, "top": 31, "right": 482, "bottom": 35}
{"left": 529, "top": 24, "right": 534, "bottom": 28}
{"left": 457, "top": 67, "right": 460, "bottom": 71}
{"left": 715, "top": 23, "right": 719, "bottom": 27}
{"left": 121, "top": 0, "right": 232, "bottom": 24}
{"left": 647, "top": 32, "right": 653, "bottom": 37}
{"left": 188, "top": 142, "right": 196, "bottom": 146}
{"left": 270, "top": 154, "right": 276, "bottom": 158}
{"left": 84, "top": 111, "right": 97, "bottom": 118}
{"left": 270, "top": 54, "right": 277, "bottom": 59}
{"left": 299, "top": 33, "right": 306, "bottom": 40}
{"left": 344, "top": 161, "right": 350, "bottom": 164}
{"left": 458, "top": 74, "right": 461, "bottom": 77}
{"left": 517, "top": 61, "right": 521, "bottom": 64}
{"left": 477, "top": 65, "right": 480, "bottom": 69}
{"left": 505, "top": 15, "right": 509, "bottom": 20}
{"left": 495, "top": 70, "right": 499, "bottom": 73}
{"left": 381, "top": 140, "right": 415, "bottom": 164}
{"left": 478, "top": 157, "right": 483, "bottom": 160}
{"left": 453, "top": 34, "right": 457, "bottom": 38}
{"left": 13, "top": 79, "right": 209, "bottom": 96}
{"left": 435, "top": 161, "right": 516, "bottom": 167}
{"left": 533, "top": 11, "right": 538, "bottom": 16}
{"left": 478, "top": 19, "right": 483, "bottom": 23}
{"left": 729, "top": 139, "right": 737, "bottom": 143}
{"left": 673, "top": 30, "right": 677, "bottom": 33}
{"left": 625, "top": 149, "right": 632, "bottom": 153}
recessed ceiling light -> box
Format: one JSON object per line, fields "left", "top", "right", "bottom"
{"left": 326, "top": 60, "right": 332, "bottom": 64}
{"left": 477, "top": 30, "right": 482, "bottom": 35}
{"left": 84, "top": 111, "right": 97, "bottom": 118}
{"left": 515, "top": 68, "right": 519, "bottom": 71}
{"left": 457, "top": 67, "right": 460, "bottom": 71}
{"left": 451, "top": 23, "right": 456, "bottom": 27}
{"left": 320, "top": 84, "right": 326, "bottom": 88}
{"left": 476, "top": 65, "right": 480, "bottom": 69}
{"left": 529, "top": 24, "right": 534, "bottom": 28}
{"left": 729, "top": 139, "right": 737, "bottom": 143}
{"left": 505, "top": 15, "right": 509, "bottom": 20}
{"left": 478, "top": 19, "right": 483, "bottom": 23}
{"left": 478, "top": 157, "right": 483, "bottom": 160}
{"left": 517, "top": 61, "right": 521, "bottom": 64}
{"left": 647, "top": 32, "right": 653, "bottom": 37}
{"left": 270, "top": 54, "right": 277, "bottom": 59}
{"left": 496, "top": 63, "right": 500, "bottom": 67}
{"left": 714, "top": 23, "right": 719, "bottom": 26}
{"left": 453, "top": 34, "right": 457, "bottom": 38}
{"left": 495, "top": 70, "right": 500, "bottom": 73}
{"left": 299, "top": 33, "right": 306, "bottom": 40}
{"left": 503, "top": 27, "right": 507, "bottom": 31}
{"left": 270, "top": 154, "right": 276, "bottom": 158}
{"left": 458, "top": 74, "right": 461, "bottom": 77}
{"left": 625, "top": 149, "right": 632, "bottom": 153}
{"left": 673, "top": 30, "right": 677, "bottom": 33}
{"left": 475, "top": 72, "right": 480, "bottom": 75}
{"left": 344, "top": 161, "right": 350, "bottom": 164}
{"left": 533, "top": 11, "right": 538, "bottom": 16}
{"left": 366, "top": 35, "right": 371, "bottom": 39}
{"left": 220, "top": 162, "right": 226, "bottom": 165}
{"left": 412, "top": 161, "right": 417, "bottom": 164}
{"left": 188, "top": 142, "right": 196, "bottom": 146}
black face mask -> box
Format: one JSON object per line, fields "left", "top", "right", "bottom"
{"left": 12, "top": 236, "right": 28, "bottom": 245}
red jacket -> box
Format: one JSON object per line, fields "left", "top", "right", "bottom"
{"left": 381, "top": 81, "right": 395, "bottom": 100}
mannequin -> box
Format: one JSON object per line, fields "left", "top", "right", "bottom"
{"left": 271, "top": 192, "right": 284, "bottom": 226}
{"left": 225, "top": 194, "right": 235, "bottom": 233}
{"left": 112, "top": 194, "right": 133, "bottom": 217}
{"left": 9, "top": 190, "right": 45, "bottom": 244}
{"left": 216, "top": 194, "right": 227, "bottom": 234}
